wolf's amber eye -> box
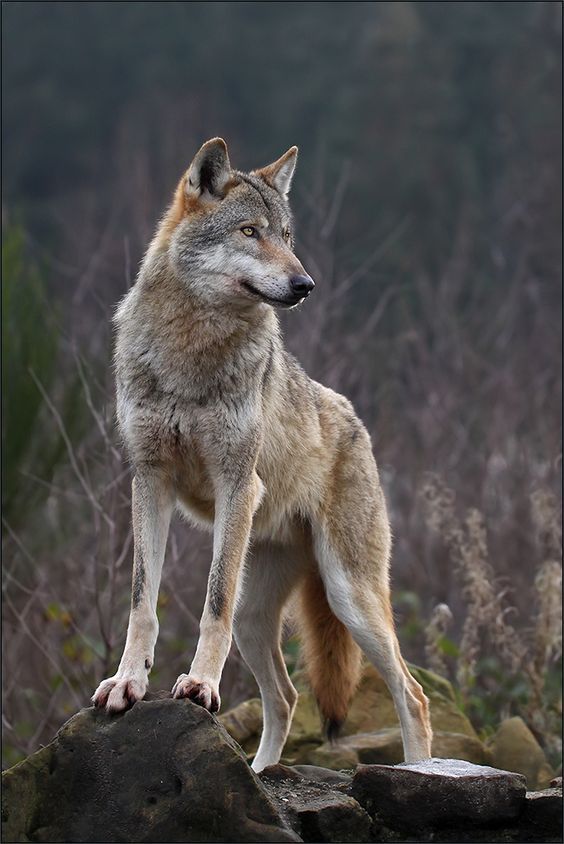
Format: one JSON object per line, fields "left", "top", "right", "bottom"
{"left": 241, "top": 226, "right": 256, "bottom": 238}
{"left": 284, "top": 230, "right": 291, "bottom": 242}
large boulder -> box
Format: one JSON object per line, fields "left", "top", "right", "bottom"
{"left": 350, "top": 758, "right": 527, "bottom": 830}
{"left": 1, "top": 698, "right": 300, "bottom": 843}
{"left": 489, "top": 717, "right": 554, "bottom": 790}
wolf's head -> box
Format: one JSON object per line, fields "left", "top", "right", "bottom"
{"left": 157, "top": 138, "right": 315, "bottom": 309}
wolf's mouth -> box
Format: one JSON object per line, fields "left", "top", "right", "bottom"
{"left": 240, "top": 280, "right": 303, "bottom": 308}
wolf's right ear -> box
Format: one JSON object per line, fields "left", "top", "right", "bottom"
{"left": 254, "top": 147, "right": 298, "bottom": 198}
{"left": 185, "top": 138, "right": 232, "bottom": 200}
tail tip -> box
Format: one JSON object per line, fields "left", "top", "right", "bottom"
{"left": 324, "top": 717, "right": 343, "bottom": 744}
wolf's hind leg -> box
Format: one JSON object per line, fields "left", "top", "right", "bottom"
{"left": 233, "top": 541, "right": 302, "bottom": 772}
{"left": 313, "top": 521, "right": 432, "bottom": 762}
{"left": 92, "top": 471, "right": 174, "bottom": 713}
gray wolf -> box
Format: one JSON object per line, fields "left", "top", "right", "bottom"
{"left": 92, "top": 138, "right": 432, "bottom": 772}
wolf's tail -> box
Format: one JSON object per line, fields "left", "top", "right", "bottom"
{"left": 298, "top": 567, "right": 362, "bottom": 740}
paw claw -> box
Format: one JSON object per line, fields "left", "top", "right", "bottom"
{"left": 172, "top": 674, "right": 220, "bottom": 713}
{"left": 92, "top": 677, "right": 146, "bottom": 713}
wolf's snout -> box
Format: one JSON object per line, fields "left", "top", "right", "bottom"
{"left": 289, "top": 275, "right": 315, "bottom": 297}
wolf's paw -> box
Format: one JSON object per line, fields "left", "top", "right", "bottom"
{"left": 172, "top": 674, "right": 220, "bottom": 713}
{"left": 92, "top": 676, "right": 147, "bottom": 713}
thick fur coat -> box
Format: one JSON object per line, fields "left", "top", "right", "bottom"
{"left": 92, "top": 139, "right": 432, "bottom": 772}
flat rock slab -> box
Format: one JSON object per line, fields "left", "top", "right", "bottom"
{"left": 351, "top": 757, "right": 527, "bottom": 830}
{"left": 2, "top": 699, "right": 300, "bottom": 843}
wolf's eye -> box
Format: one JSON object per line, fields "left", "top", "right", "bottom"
{"left": 241, "top": 226, "right": 257, "bottom": 238}
{"left": 283, "top": 229, "right": 291, "bottom": 242}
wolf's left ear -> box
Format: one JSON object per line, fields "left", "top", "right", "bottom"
{"left": 254, "top": 146, "right": 298, "bottom": 198}
{"left": 186, "top": 138, "right": 232, "bottom": 200}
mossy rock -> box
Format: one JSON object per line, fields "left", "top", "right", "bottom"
{"left": 293, "top": 743, "right": 359, "bottom": 770}
{"left": 408, "top": 664, "right": 456, "bottom": 702}
{"left": 218, "top": 697, "right": 263, "bottom": 755}
{"left": 489, "top": 717, "right": 554, "bottom": 790}
{"left": 220, "top": 662, "right": 478, "bottom": 764}
{"left": 334, "top": 664, "right": 476, "bottom": 739}
{"left": 296, "top": 728, "right": 490, "bottom": 768}
{"left": 1, "top": 744, "right": 54, "bottom": 842}
{"left": 219, "top": 691, "right": 322, "bottom": 757}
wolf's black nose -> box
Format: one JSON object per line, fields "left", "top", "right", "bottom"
{"left": 289, "top": 275, "right": 315, "bottom": 297}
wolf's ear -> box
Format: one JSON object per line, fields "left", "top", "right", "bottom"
{"left": 185, "top": 138, "right": 232, "bottom": 200}
{"left": 254, "top": 146, "right": 298, "bottom": 198}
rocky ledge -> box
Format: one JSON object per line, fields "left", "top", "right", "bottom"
{"left": 2, "top": 698, "right": 562, "bottom": 843}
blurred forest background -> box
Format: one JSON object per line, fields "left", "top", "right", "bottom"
{"left": 2, "top": 1, "right": 562, "bottom": 770}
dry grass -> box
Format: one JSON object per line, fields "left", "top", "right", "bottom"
{"left": 421, "top": 475, "right": 527, "bottom": 694}
{"left": 421, "top": 475, "right": 562, "bottom": 757}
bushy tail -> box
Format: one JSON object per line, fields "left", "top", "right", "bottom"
{"left": 298, "top": 567, "right": 362, "bottom": 740}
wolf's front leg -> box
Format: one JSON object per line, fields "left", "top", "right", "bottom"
{"left": 93, "top": 471, "right": 174, "bottom": 712}
{"left": 172, "top": 472, "right": 262, "bottom": 712}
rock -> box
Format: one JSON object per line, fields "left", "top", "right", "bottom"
{"left": 292, "top": 765, "right": 352, "bottom": 787}
{"left": 316, "top": 730, "right": 404, "bottom": 766}
{"left": 219, "top": 692, "right": 322, "bottom": 759}
{"left": 1, "top": 699, "right": 300, "bottom": 843}
{"left": 351, "top": 758, "right": 527, "bottom": 830}
{"left": 259, "top": 763, "right": 305, "bottom": 783}
{"left": 260, "top": 762, "right": 352, "bottom": 788}
{"left": 258, "top": 759, "right": 561, "bottom": 844}
{"left": 335, "top": 664, "right": 478, "bottom": 739}
{"left": 303, "top": 728, "right": 490, "bottom": 768}
{"left": 291, "top": 793, "right": 372, "bottom": 843}
{"left": 408, "top": 664, "right": 457, "bottom": 702}
{"left": 1, "top": 744, "right": 54, "bottom": 844}
{"left": 259, "top": 767, "right": 370, "bottom": 843}
{"left": 296, "top": 743, "right": 359, "bottom": 771}
{"left": 218, "top": 697, "right": 263, "bottom": 748}
{"left": 430, "top": 730, "right": 492, "bottom": 765}
{"left": 490, "top": 717, "right": 555, "bottom": 790}
{"left": 550, "top": 776, "right": 562, "bottom": 788}
{"left": 522, "top": 786, "right": 563, "bottom": 842}
{"left": 4, "top": 702, "right": 558, "bottom": 844}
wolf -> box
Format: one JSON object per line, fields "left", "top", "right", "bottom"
{"left": 92, "top": 138, "right": 433, "bottom": 772}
